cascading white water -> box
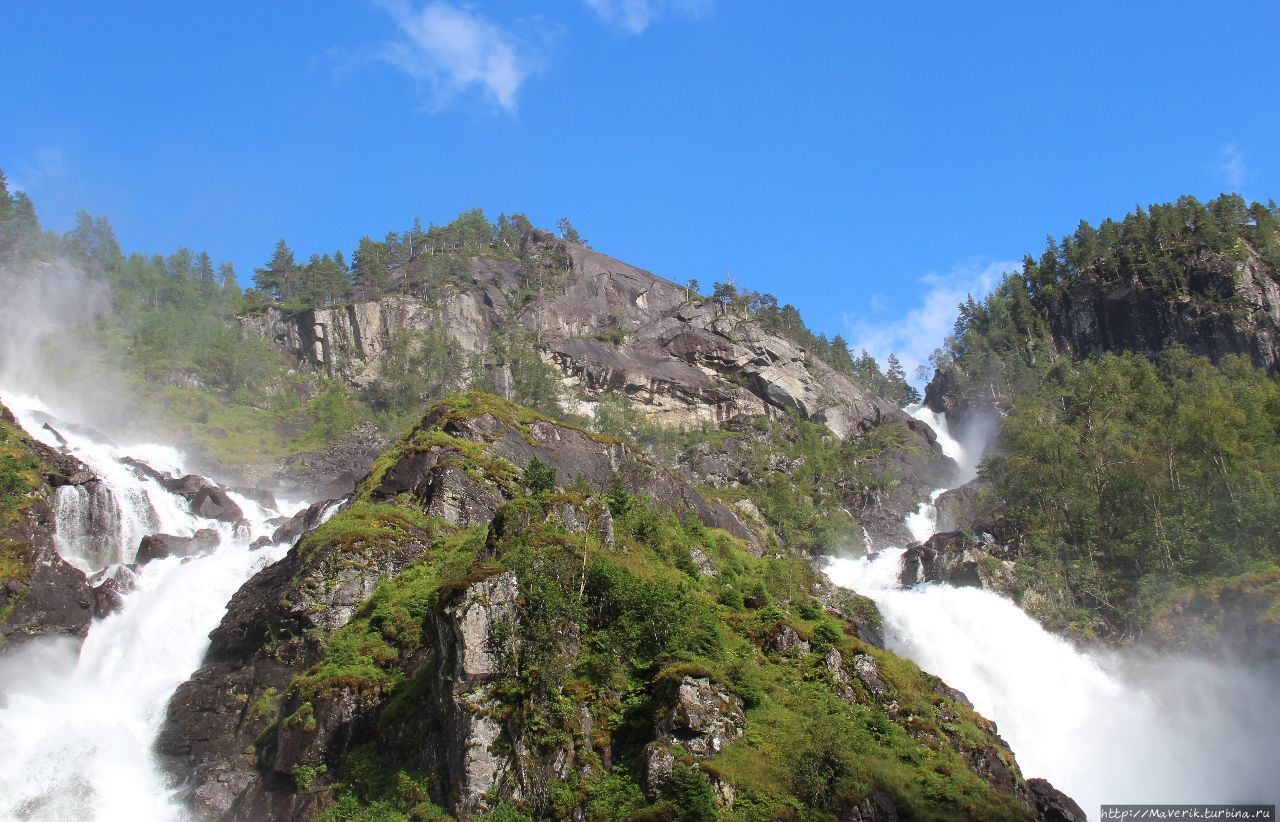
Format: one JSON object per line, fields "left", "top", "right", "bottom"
{"left": 828, "top": 406, "right": 1280, "bottom": 818}
{"left": 0, "top": 392, "right": 305, "bottom": 821}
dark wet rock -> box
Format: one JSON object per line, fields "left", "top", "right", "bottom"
{"left": 156, "top": 497, "right": 434, "bottom": 820}
{"left": 0, "top": 421, "right": 97, "bottom": 650}
{"left": 1026, "top": 777, "right": 1087, "bottom": 822}
{"left": 268, "top": 422, "right": 390, "bottom": 500}
{"left": 135, "top": 530, "right": 221, "bottom": 565}
{"left": 270, "top": 499, "right": 342, "bottom": 547}
{"left": 90, "top": 564, "right": 140, "bottom": 618}
{"left": 933, "top": 478, "right": 999, "bottom": 534}
{"left": 901, "top": 524, "right": 1022, "bottom": 594}
{"left": 191, "top": 486, "right": 244, "bottom": 523}
{"left": 1, "top": 541, "right": 92, "bottom": 647}
{"left": 228, "top": 486, "right": 278, "bottom": 512}
{"left": 249, "top": 536, "right": 273, "bottom": 551}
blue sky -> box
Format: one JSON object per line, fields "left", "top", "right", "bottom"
{"left": 4, "top": 0, "right": 1278, "bottom": 379}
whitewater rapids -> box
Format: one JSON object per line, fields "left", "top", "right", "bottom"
{"left": 0, "top": 392, "right": 305, "bottom": 821}
{"left": 827, "top": 406, "right": 1280, "bottom": 818}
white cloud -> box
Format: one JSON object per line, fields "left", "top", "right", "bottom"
{"left": 581, "top": 0, "right": 713, "bottom": 34}
{"left": 843, "top": 259, "right": 1019, "bottom": 386}
{"left": 377, "top": 1, "right": 538, "bottom": 113}
{"left": 9, "top": 146, "right": 68, "bottom": 194}
{"left": 1216, "top": 143, "right": 1248, "bottom": 192}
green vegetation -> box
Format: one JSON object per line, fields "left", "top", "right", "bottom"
{"left": 264, "top": 395, "right": 1036, "bottom": 818}
{"left": 0, "top": 171, "right": 579, "bottom": 472}
{"left": 705, "top": 279, "right": 919, "bottom": 405}
{"left": 930, "top": 194, "right": 1280, "bottom": 637}
{"left": 981, "top": 350, "right": 1280, "bottom": 636}
{"left": 0, "top": 402, "right": 50, "bottom": 626}
{"left": 597, "top": 406, "right": 918, "bottom": 555}
{"left": 932, "top": 194, "right": 1280, "bottom": 412}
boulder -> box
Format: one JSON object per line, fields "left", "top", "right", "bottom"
{"left": 90, "top": 564, "right": 140, "bottom": 618}
{"left": 1026, "top": 777, "right": 1087, "bottom": 822}
{"left": 135, "top": 529, "right": 221, "bottom": 565}
{"left": 655, "top": 676, "right": 745, "bottom": 758}
{"left": 191, "top": 486, "right": 244, "bottom": 523}
{"left": 769, "top": 623, "right": 811, "bottom": 656}
{"left": 271, "top": 499, "right": 342, "bottom": 547}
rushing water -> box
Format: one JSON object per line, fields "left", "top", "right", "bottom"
{"left": 827, "top": 406, "right": 1280, "bottom": 818}
{"left": 0, "top": 392, "right": 305, "bottom": 821}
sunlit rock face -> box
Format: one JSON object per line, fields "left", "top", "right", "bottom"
{"left": 239, "top": 232, "right": 916, "bottom": 440}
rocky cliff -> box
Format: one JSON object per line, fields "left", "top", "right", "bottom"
{"left": 925, "top": 242, "right": 1280, "bottom": 437}
{"left": 159, "top": 393, "right": 1079, "bottom": 821}
{"left": 239, "top": 232, "right": 955, "bottom": 548}
{"left": 0, "top": 403, "right": 96, "bottom": 649}
{"left": 243, "top": 231, "right": 910, "bottom": 439}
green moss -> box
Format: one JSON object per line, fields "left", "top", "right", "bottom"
{"left": 292, "top": 522, "right": 486, "bottom": 701}
{"left": 284, "top": 702, "right": 317, "bottom": 734}
{"left": 299, "top": 503, "right": 436, "bottom": 561}
{"left": 0, "top": 402, "right": 55, "bottom": 627}
{"left": 292, "top": 763, "right": 328, "bottom": 790}
{"left": 249, "top": 687, "right": 281, "bottom": 721}
{"left": 281, "top": 397, "right": 1039, "bottom": 820}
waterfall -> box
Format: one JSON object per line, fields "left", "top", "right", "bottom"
{"left": 0, "top": 392, "right": 307, "bottom": 821}
{"left": 828, "top": 406, "right": 1280, "bottom": 818}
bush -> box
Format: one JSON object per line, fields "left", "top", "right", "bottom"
{"left": 523, "top": 455, "right": 557, "bottom": 495}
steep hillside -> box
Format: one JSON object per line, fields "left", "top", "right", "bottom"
{"left": 0, "top": 401, "right": 97, "bottom": 647}
{"left": 926, "top": 194, "right": 1280, "bottom": 434}
{"left": 238, "top": 230, "right": 953, "bottom": 548}
{"left": 159, "top": 393, "right": 1079, "bottom": 821}
{"left": 914, "top": 195, "right": 1280, "bottom": 644}
{"left": 241, "top": 230, "right": 908, "bottom": 441}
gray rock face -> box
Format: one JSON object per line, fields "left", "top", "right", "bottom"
{"left": 239, "top": 234, "right": 924, "bottom": 447}
{"left": 89, "top": 564, "right": 140, "bottom": 618}
{"left": 770, "top": 623, "right": 811, "bottom": 656}
{"left": 432, "top": 570, "right": 522, "bottom": 818}
{"left": 656, "top": 676, "right": 745, "bottom": 758}
{"left": 645, "top": 676, "right": 745, "bottom": 797}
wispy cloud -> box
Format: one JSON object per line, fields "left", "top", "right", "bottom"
{"left": 376, "top": 1, "right": 545, "bottom": 114}
{"left": 844, "top": 259, "right": 1019, "bottom": 385}
{"left": 9, "top": 146, "right": 68, "bottom": 194}
{"left": 1216, "top": 143, "right": 1248, "bottom": 192}
{"left": 581, "top": 0, "right": 713, "bottom": 34}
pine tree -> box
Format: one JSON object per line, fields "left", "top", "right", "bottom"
{"left": 556, "top": 217, "right": 583, "bottom": 245}
{"left": 351, "top": 236, "right": 388, "bottom": 298}
{"left": 253, "top": 239, "right": 298, "bottom": 302}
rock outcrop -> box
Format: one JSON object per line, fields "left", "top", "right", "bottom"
{"left": 157, "top": 394, "right": 757, "bottom": 818}
{"left": 241, "top": 233, "right": 931, "bottom": 445}
{"left": 0, "top": 405, "right": 95, "bottom": 650}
